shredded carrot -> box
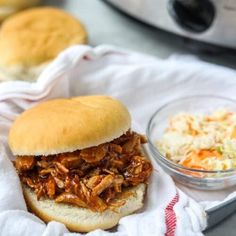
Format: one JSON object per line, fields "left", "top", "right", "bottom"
{"left": 181, "top": 149, "right": 222, "bottom": 170}
{"left": 198, "top": 150, "right": 222, "bottom": 160}
{"left": 231, "top": 126, "right": 236, "bottom": 139}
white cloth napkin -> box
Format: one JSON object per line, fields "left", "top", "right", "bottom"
{"left": 1, "top": 45, "right": 236, "bottom": 236}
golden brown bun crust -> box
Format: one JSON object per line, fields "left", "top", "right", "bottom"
{"left": 0, "top": 7, "right": 87, "bottom": 66}
{"left": 23, "top": 183, "right": 146, "bottom": 232}
{"left": 0, "top": 0, "right": 40, "bottom": 22}
{"left": 0, "top": 0, "right": 39, "bottom": 7}
{"left": 9, "top": 96, "right": 131, "bottom": 156}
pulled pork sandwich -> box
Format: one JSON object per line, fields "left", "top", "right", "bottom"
{"left": 8, "top": 95, "right": 152, "bottom": 232}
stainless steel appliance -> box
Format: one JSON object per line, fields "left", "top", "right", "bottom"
{"left": 106, "top": 0, "right": 236, "bottom": 49}
{"left": 105, "top": 0, "right": 236, "bottom": 229}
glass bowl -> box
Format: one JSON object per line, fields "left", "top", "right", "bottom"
{"left": 147, "top": 95, "right": 236, "bottom": 190}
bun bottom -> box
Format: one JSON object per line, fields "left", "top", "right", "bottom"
{"left": 0, "top": 62, "right": 48, "bottom": 82}
{"left": 23, "top": 184, "right": 146, "bottom": 233}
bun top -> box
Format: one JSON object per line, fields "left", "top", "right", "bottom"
{"left": 0, "top": 7, "right": 87, "bottom": 67}
{"left": 8, "top": 96, "right": 131, "bottom": 156}
{"left": 0, "top": 0, "right": 40, "bottom": 22}
{"left": 0, "top": 0, "right": 39, "bottom": 6}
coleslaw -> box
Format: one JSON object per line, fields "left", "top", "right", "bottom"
{"left": 156, "top": 109, "right": 236, "bottom": 171}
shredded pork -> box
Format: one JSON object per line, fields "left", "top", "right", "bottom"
{"left": 14, "top": 130, "right": 152, "bottom": 212}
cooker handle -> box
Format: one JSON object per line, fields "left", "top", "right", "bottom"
{"left": 206, "top": 195, "right": 236, "bottom": 229}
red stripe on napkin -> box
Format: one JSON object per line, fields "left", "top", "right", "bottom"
{"left": 165, "top": 193, "right": 179, "bottom": 236}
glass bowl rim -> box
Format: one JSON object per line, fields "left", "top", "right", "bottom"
{"left": 146, "top": 94, "right": 236, "bottom": 174}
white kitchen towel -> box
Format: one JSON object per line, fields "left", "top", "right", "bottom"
{"left": 1, "top": 44, "right": 236, "bottom": 236}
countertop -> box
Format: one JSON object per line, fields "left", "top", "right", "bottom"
{"left": 44, "top": 0, "right": 236, "bottom": 235}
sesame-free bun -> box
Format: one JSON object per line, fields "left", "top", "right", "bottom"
{"left": 0, "top": 7, "right": 87, "bottom": 81}
{"left": 0, "top": 7, "right": 87, "bottom": 66}
{"left": 9, "top": 96, "right": 131, "bottom": 156}
{"left": 23, "top": 183, "right": 146, "bottom": 232}
{"left": 0, "top": 0, "right": 40, "bottom": 22}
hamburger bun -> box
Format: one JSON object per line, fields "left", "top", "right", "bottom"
{"left": 9, "top": 96, "right": 131, "bottom": 156}
{"left": 23, "top": 183, "right": 146, "bottom": 232}
{"left": 0, "top": 7, "right": 87, "bottom": 82}
{"left": 0, "top": 0, "right": 40, "bottom": 22}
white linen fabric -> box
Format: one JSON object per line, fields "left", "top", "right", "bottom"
{"left": 1, "top": 45, "right": 236, "bottom": 236}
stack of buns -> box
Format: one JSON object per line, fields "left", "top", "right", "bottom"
{"left": 0, "top": 7, "right": 87, "bottom": 82}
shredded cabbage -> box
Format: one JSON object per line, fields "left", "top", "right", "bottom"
{"left": 157, "top": 109, "right": 236, "bottom": 171}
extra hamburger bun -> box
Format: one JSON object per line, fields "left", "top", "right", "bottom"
{"left": 9, "top": 96, "right": 131, "bottom": 156}
{"left": 0, "top": 0, "right": 40, "bottom": 22}
{"left": 23, "top": 183, "right": 146, "bottom": 232}
{"left": 0, "top": 7, "right": 87, "bottom": 82}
